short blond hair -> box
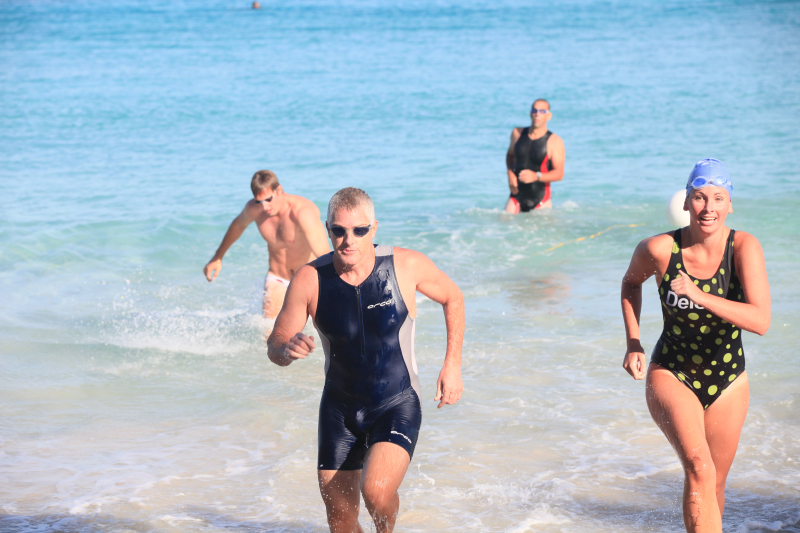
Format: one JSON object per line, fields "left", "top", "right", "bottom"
{"left": 250, "top": 170, "right": 280, "bottom": 196}
{"left": 327, "top": 187, "right": 375, "bottom": 224}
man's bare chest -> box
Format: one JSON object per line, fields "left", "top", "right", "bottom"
{"left": 257, "top": 217, "right": 302, "bottom": 248}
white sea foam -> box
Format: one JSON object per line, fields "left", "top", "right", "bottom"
{"left": 2, "top": 1, "right": 799, "bottom": 531}
{"left": 505, "top": 504, "right": 572, "bottom": 532}
{"left": 737, "top": 513, "right": 800, "bottom": 533}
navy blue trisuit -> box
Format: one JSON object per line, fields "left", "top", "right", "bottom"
{"left": 312, "top": 245, "right": 422, "bottom": 471}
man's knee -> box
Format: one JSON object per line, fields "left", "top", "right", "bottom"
{"left": 324, "top": 501, "right": 360, "bottom": 527}
{"left": 361, "top": 482, "right": 397, "bottom": 512}
{"left": 320, "top": 476, "right": 361, "bottom": 525}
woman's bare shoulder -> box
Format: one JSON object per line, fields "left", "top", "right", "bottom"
{"left": 638, "top": 231, "right": 677, "bottom": 259}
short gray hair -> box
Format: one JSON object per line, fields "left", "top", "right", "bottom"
{"left": 327, "top": 187, "right": 375, "bottom": 224}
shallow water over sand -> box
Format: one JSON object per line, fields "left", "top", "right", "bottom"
{"left": 2, "top": 0, "right": 799, "bottom": 531}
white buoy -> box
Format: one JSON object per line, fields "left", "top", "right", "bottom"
{"left": 666, "top": 190, "right": 690, "bottom": 228}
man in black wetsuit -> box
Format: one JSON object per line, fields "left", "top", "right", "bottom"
{"left": 267, "top": 187, "right": 464, "bottom": 533}
{"left": 504, "top": 98, "right": 566, "bottom": 213}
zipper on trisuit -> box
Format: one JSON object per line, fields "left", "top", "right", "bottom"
{"left": 355, "top": 286, "right": 365, "bottom": 358}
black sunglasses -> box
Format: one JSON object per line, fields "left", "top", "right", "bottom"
{"left": 329, "top": 225, "right": 371, "bottom": 238}
{"left": 254, "top": 195, "right": 275, "bottom": 204}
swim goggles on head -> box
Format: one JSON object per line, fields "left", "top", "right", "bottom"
{"left": 685, "top": 158, "right": 733, "bottom": 197}
{"left": 688, "top": 175, "right": 731, "bottom": 189}
{"left": 329, "top": 225, "right": 371, "bottom": 238}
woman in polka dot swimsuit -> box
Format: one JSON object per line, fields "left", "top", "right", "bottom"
{"left": 621, "top": 159, "right": 771, "bottom": 533}
{"left": 651, "top": 228, "right": 745, "bottom": 408}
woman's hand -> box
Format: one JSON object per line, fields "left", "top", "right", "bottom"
{"left": 623, "top": 340, "right": 647, "bottom": 380}
{"left": 670, "top": 270, "right": 705, "bottom": 303}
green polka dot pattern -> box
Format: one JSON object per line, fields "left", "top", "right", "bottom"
{"left": 651, "top": 229, "right": 745, "bottom": 410}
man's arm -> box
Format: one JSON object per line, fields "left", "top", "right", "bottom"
{"left": 267, "top": 265, "right": 317, "bottom": 366}
{"left": 297, "top": 205, "right": 331, "bottom": 259}
{"left": 405, "top": 250, "right": 465, "bottom": 408}
{"left": 506, "top": 128, "right": 520, "bottom": 194}
{"left": 203, "top": 203, "right": 255, "bottom": 282}
{"left": 538, "top": 134, "right": 565, "bottom": 184}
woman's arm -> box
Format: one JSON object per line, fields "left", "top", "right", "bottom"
{"left": 621, "top": 236, "right": 665, "bottom": 379}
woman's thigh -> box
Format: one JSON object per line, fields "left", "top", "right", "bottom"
{"left": 704, "top": 372, "right": 749, "bottom": 480}
{"left": 646, "top": 364, "right": 712, "bottom": 469}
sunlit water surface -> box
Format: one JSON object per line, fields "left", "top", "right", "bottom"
{"left": 1, "top": 0, "right": 799, "bottom": 531}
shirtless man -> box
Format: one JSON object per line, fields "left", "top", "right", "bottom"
{"left": 203, "top": 170, "right": 330, "bottom": 318}
{"left": 504, "top": 99, "right": 566, "bottom": 213}
{"left": 267, "top": 187, "right": 464, "bottom": 533}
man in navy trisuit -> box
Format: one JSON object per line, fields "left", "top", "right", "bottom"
{"left": 267, "top": 187, "right": 465, "bottom": 533}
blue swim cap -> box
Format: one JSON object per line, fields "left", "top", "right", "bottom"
{"left": 686, "top": 158, "right": 732, "bottom": 197}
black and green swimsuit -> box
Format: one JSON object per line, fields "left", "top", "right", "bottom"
{"left": 651, "top": 229, "right": 746, "bottom": 409}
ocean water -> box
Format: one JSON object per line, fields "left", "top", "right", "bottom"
{"left": 1, "top": 0, "right": 799, "bottom": 531}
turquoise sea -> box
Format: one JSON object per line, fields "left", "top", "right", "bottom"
{"left": 2, "top": 0, "right": 799, "bottom": 531}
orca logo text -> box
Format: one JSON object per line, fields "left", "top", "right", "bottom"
{"left": 367, "top": 299, "right": 394, "bottom": 310}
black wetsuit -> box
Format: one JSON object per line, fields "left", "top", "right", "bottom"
{"left": 651, "top": 229, "right": 746, "bottom": 409}
{"left": 511, "top": 129, "right": 553, "bottom": 212}
{"left": 313, "top": 245, "right": 422, "bottom": 470}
